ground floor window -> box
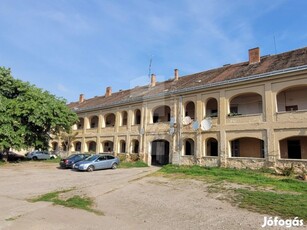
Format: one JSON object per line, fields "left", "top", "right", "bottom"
{"left": 206, "top": 138, "right": 218, "bottom": 156}
{"left": 280, "top": 136, "right": 307, "bottom": 159}
{"left": 184, "top": 138, "right": 194, "bottom": 155}
{"left": 230, "top": 138, "right": 264, "bottom": 158}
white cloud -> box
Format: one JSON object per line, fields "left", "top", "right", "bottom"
{"left": 57, "top": 83, "right": 69, "bottom": 93}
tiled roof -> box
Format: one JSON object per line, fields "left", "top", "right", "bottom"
{"left": 68, "top": 46, "right": 307, "bottom": 111}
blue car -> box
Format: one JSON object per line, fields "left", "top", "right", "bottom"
{"left": 73, "top": 154, "right": 120, "bottom": 172}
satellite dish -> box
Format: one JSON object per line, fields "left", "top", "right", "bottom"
{"left": 192, "top": 121, "right": 199, "bottom": 131}
{"left": 182, "top": 116, "right": 192, "bottom": 125}
{"left": 170, "top": 117, "right": 176, "bottom": 127}
{"left": 169, "top": 127, "right": 175, "bottom": 135}
{"left": 200, "top": 118, "right": 212, "bottom": 131}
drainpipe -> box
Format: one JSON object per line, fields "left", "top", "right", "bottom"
{"left": 178, "top": 96, "right": 183, "bottom": 165}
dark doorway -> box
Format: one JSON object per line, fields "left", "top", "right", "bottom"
{"left": 151, "top": 140, "right": 170, "bottom": 166}
{"left": 287, "top": 140, "right": 301, "bottom": 159}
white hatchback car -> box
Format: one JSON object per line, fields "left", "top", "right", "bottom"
{"left": 26, "top": 151, "right": 57, "bottom": 160}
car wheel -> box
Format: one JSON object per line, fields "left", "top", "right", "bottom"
{"left": 87, "top": 165, "right": 94, "bottom": 172}
{"left": 111, "top": 163, "right": 118, "bottom": 169}
{"left": 32, "top": 156, "right": 38, "bottom": 160}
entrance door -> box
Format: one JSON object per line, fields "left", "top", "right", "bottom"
{"left": 151, "top": 140, "right": 169, "bottom": 165}
{"left": 287, "top": 140, "right": 301, "bottom": 159}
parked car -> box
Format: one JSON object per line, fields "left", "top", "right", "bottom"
{"left": 0, "top": 151, "right": 25, "bottom": 162}
{"left": 59, "top": 153, "right": 90, "bottom": 169}
{"left": 73, "top": 154, "right": 120, "bottom": 172}
{"left": 25, "top": 151, "right": 57, "bottom": 160}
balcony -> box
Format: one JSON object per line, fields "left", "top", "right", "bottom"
{"left": 276, "top": 110, "right": 307, "bottom": 122}
{"left": 227, "top": 113, "right": 263, "bottom": 124}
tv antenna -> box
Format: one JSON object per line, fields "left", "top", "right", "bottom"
{"left": 273, "top": 34, "right": 277, "bottom": 54}
{"left": 148, "top": 55, "right": 153, "bottom": 79}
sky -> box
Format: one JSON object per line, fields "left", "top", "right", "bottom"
{"left": 1, "top": 0, "right": 307, "bottom": 102}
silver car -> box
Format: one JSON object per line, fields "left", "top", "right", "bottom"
{"left": 26, "top": 151, "right": 57, "bottom": 160}
{"left": 73, "top": 154, "right": 120, "bottom": 172}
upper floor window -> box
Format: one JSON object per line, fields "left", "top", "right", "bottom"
{"left": 185, "top": 101, "right": 195, "bottom": 119}
{"left": 153, "top": 106, "right": 171, "bottom": 123}
{"left": 89, "top": 116, "right": 99, "bottom": 128}
{"left": 134, "top": 109, "right": 141, "bottom": 125}
{"left": 121, "top": 111, "right": 128, "bottom": 126}
{"left": 229, "top": 93, "right": 262, "bottom": 116}
{"left": 77, "top": 117, "right": 84, "bottom": 130}
{"left": 277, "top": 85, "right": 307, "bottom": 112}
{"left": 206, "top": 98, "right": 218, "bottom": 118}
{"left": 105, "top": 113, "right": 116, "bottom": 127}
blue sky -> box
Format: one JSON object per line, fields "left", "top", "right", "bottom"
{"left": 1, "top": 0, "right": 307, "bottom": 102}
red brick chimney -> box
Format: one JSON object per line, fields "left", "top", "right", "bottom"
{"left": 79, "top": 94, "right": 84, "bottom": 103}
{"left": 174, "top": 69, "right": 179, "bottom": 81}
{"left": 249, "top": 47, "right": 260, "bottom": 64}
{"left": 151, "top": 74, "right": 156, "bottom": 87}
{"left": 105, "top": 86, "right": 112, "bottom": 97}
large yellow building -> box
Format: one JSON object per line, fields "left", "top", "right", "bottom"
{"left": 52, "top": 46, "right": 307, "bottom": 170}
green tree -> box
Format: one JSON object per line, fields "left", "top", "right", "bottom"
{"left": 60, "top": 130, "right": 79, "bottom": 153}
{"left": 0, "top": 67, "right": 78, "bottom": 152}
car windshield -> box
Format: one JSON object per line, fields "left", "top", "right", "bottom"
{"left": 85, "top": 155, "right": 98, "bottom": 161}
{"left": 67, "top": 154, "right": 77, "bottom": 159}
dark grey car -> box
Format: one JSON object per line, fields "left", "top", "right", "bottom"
{"left": 59, "top": 153, "right": 91, "bottom": 168}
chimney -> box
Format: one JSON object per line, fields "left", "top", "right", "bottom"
{"left": 174, "top": 69, "right": 179, "bottom": 81}
{"left": 249, "top": 47, "right": 260, "bottom": 64}
{"left": 79, "top": 94, "right": 84, "bottom": 103}
{"left": 105, "top": 86, "right": 112, "bottom": 97}
{"left": 150, "top": 74, "right": 156, "bottom": 87}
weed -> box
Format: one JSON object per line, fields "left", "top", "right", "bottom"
{"left": 30, "top": 189, "right": 103, "bottom": 215}
{"left": 119, "top": 161, "right": 148, "bottom": 168}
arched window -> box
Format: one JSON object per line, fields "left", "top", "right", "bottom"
{"left": 229, "top": 93, "right": 262, "bottom": 116}
{"left": 105, "top": 113, "right": 116, "bottom": 127}
{"left": 131, "top": 139, "right": 139, "bottom": 153}
{"left": 74, "top": 141, "right": 81, "bottom": 152}
{"left": 89, "top": 116, "right": 99, "bottom": 128}
{"left": 51, "top": 142, "right": 58, "bottom": 151}
{"left": 277, "top": 85, "right": 307, "bottom": 112}
{"left": 77, "top": 118, "right": 84, "bottom": 130}
{"left": 206, "top": 98, "right": 218, "bottom": 117}
{"left": 88, "top": 141, "right": 96, "bottom": 153}
{"left": 153, "top": 106, "right": 171, "bottom": 123}
{"left": 185, "top": 101, "right": 195, "bottom": 119}
{"left": 206, "top": 138, "right": 218, "bottom": 156}
{"left": 134, "top": 109, "right": 141, "bottom": 125}
{"left": 102, "top": 141, "right": 114, "bottom": 152}
{"left": 120, "top": 140, "right": 126, "bottom": 153}
{"left": 121, "top": 111, "right": 128, "bottom": 126}
{"left": 230, "top": 138, "right": 264, "bottom": 158}
{"left": 184, "top": 138, "right": 194, "bottom": 155}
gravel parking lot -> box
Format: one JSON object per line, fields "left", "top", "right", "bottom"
{"left": 0, "top": 162, "right": 280, "bottom": 230}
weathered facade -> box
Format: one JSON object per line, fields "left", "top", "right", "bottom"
{"left": 51, "top": 47, "right": 307, "bottom": 170}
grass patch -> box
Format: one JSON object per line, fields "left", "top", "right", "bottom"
{"left": 30, "top": 189, "right": 103, "bottom": 215}
{"left": 158, "top": 164, "right": 307, "bottom": 220}
{"left": 0, "top": 160, "right": 5, "bottom": 166}
{"left": 159, "top": 165, "right": 307, "bottom": 192}
{"left": 5, "top": 215, "right": 22, "bottom": 221}
{"left": 45, "top": 157, "right": 61, "bottom": 163}
{"left": 236, "top": 189, "right": 307, "bottom": 219}
{"left": 119, "top": 160, "right": 148, "bottom": 168}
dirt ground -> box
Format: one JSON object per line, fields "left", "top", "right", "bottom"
{"left": 0, "top": 162, "right": 286, "bottom": 230}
